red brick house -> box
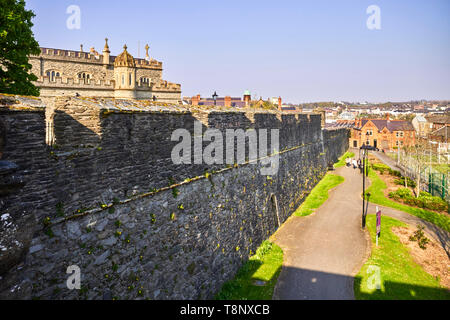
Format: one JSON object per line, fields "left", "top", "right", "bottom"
{"left": 345, "top": 118, "right": 416, "bottom": 151}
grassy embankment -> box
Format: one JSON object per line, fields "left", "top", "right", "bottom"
{"left": 215, "top": 241, "right": 283, "bottom": 300}
{"left": 355, "top": 215, "right": 450, "bottom": 300}
{"left": 366, "top": 168, "right": 450, "bottom": 233}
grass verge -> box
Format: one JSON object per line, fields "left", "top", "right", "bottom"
{"left": 366, "top": 169, "right": 450, "bottom": 233}
{"left": 334, "top": 151, "right": 355, "bottom": 168}
{"left": 294, "top": 173, "right": 345, "bottom": 217}
{"left": 215, "top": 241, "right": 283, "bottom": 300}
{"left": 354, "top": 215, "right": 449, "bottom": 300}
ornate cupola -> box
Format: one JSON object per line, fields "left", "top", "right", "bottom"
{"left": 114, "top": 44, "right": 137, "bottom": 99}
{"left": 114, "top": 44, "right": 136, "bottom": 67}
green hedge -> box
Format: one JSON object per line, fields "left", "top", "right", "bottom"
{"left": 371, "top": 163, "right": 401, "bottom": 177}
{"left": 388, "top": 188, "right": 448, "bottom": 212}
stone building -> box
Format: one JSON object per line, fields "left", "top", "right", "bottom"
{"left": 29, "top": 39, "right": 181, "bottom": 103}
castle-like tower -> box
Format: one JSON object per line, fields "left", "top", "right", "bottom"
{"left": 29, "top": 39, "right": 181, "bottom": 103}
{"left": 114, "top": 45, "right": 137, "bottom": 99}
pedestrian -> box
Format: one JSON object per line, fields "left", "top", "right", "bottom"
{"left": 345, "top": 157, "right": 350, "bottom": 167}
{"left": 352, "top": 159, "right": 358, "bottom": 169}
{"left": 357, "top": 158, "right": 361, "bottom": 170}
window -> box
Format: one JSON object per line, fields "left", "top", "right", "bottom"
{"left": 129, "top": 73, "right": 132, "bottom": 86}
{"left": 77, "top": 72, "right": 91, "bottom": 81}
{"left": 396, "top": 131, "right": 404, "bottom": 137}
{"left": 366, "top": 130, "right": 373, "bottom": 136}
{"left": 46, "top": 70, "right": 61, "bottom": 82}
{"left": 353, "top": 140, "right": 358, "bottom": 148}
{"left": 140, "top": 77, "right": 150, "bottom": 85}
{"left": 122, "top": 74, "right": 125, "bottom": 85}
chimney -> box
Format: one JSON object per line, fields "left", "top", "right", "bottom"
{"left": 224, "top": 96, "right": 231, "bottom": 107}
{"left": 244, "top": 95, "right": 250, "bottom": 107}
{"left": 278, "top": 96, "right": 282, "bottom": 111}
{"left": 192, "top": 95, "right": 200, "bottom": 106}
{"left": 243, "top": 90, "right": 251, "bottom": 107}
{"left": 80, "top": 44, "right": 83, "bottom": 52}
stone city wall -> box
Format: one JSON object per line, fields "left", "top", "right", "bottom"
{"left": 0, "top": 95, "right": 348, "bottom": 299}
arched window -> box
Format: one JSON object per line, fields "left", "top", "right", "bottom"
{"left": 129, "top": 73, "right": 132, "bottom": 86}
{"left": 77, "top": 72, "right": 92, "bottom": 81}
{"left": 46, "top": 70, "right": 62, "bottom": 82}
{"left": 140, "top": 77, "right": 150, "bottom": 85}
{"left": 122, "top": 74, "right": 125, "bottom": 85}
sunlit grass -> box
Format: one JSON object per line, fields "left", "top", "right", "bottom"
{"left": 334, "top": 151, "right": 355, "bottom": 168}
{"left": 215, "top": 241, "right": 283, "bottom": 300}
{"left": 355, "top": 215, "right": 449, "bottom": 300}
{"left": 366, "top": 169, "right": 450, "bottom": 232}
{"left": 294, "top": 173, "right": 345, "bottom": 217}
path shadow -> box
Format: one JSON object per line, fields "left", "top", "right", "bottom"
{"left": 274, "top": 267, "right": 450, "bottom": 300}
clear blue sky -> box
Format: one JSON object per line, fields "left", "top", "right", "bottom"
{"left": 26, "top": 0, "right": 450, "bottom": 103}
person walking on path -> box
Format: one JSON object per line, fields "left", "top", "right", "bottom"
{"left": 352, "top": 159, "right": 358, "bottom": 169}
{"left": 345, "top": 157, "right": 350, "bottom": 167}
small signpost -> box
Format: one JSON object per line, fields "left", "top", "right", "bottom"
{"left": 376, "top": 206, "right": 381, "bottom": 246}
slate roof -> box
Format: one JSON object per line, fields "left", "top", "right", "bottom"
{"left": 361, "top": 119, "right": 414, "bottom": 132}
{"left": 425, "top": 114, "right": 450, "bottom": 124}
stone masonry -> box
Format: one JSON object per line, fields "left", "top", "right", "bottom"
{"left": 0, "top": 94, "right": 348, "bottom": 299}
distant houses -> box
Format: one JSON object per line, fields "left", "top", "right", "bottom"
{"left": 328, "top": 117, "right": 416, "bottom": 151}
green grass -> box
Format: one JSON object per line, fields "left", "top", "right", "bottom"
{"left": 215, "top": 241, "right": 283, "bottom": 300}
{"left": 366, "top": 169, "right": 450, "bottom": 233}
{"left": 355, "top": 215, "right": 450, "bottom": 300}
{"left": 334, "top": 151, "right": 355, "bottom": 168}
{"left": 433, "top": 163, "right": 450, "bottom": 175}
{"left": 294, "top": 173, "right": 345, "bottom": 217}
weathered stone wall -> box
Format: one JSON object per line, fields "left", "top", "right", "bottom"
{"left": 0, "top": 95, "right": 349, "bottom": 299}
{"left": 323, "top": 128, "right": 350, "bottom": 166}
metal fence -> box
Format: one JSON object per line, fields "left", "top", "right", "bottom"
{"left": 388, "top": 149, "right": 449, "bottom": 202}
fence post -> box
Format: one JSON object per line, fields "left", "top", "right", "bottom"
{"left": 428, "top": 172, "right": 431, "bottom": 194}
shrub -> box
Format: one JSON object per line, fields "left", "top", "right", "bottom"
{"left": 390, "top": 187, "right": 413, "bottom": 199}
{"left": 418, "top": 192, "right": 448, "bottom": 212}
{"left": 409, "top": 225, "right": 430, "bottom": 250}
{"left": 394, "top": 176, "right": 416, "bottom": 188}
{"left": 390, "top": 170, "right": 402, "bottom": 177}
{"left": 371, "top": 163, "right": 391, "bottom": 175}
{"left": 389, "top": 188, "right": 448, "bottom": 212}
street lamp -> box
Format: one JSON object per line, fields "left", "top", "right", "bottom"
{"left": 212, "top": 91, "right": 218, "bottom": 106}
{"left": 361, "top": 132, "right": 371, "bottom": 229}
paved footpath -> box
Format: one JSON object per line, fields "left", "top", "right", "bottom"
{"left": 272, "top": 153, "right": 450, "bottom": 300}
{"left": 272, "top": 164, "right": 369, "bottom": 300}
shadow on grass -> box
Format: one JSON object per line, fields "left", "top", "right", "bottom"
{"left": 274, "top": 267, "right": 449, "bottom": 300}
{"left": 215, "top": 260, "right": 282, "bottom": 300}
{"left": 216, "top": 260, "right": 450, "bottom": 300}
{"left": 215, "top": 241, "right": 283, "bottom": 300}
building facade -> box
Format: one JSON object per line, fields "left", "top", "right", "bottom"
{"left": 341, "top": 118, "right": 416, "bottom": 151}
{"left": 29, "top": 39, "right": 181, "bottom": 103}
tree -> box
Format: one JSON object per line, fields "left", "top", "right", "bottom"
{"left": 400, "top": 138, "right": 430, "bottom": 198}
{"left": 0, "top": 0, "right": 40, "bottom": 96}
